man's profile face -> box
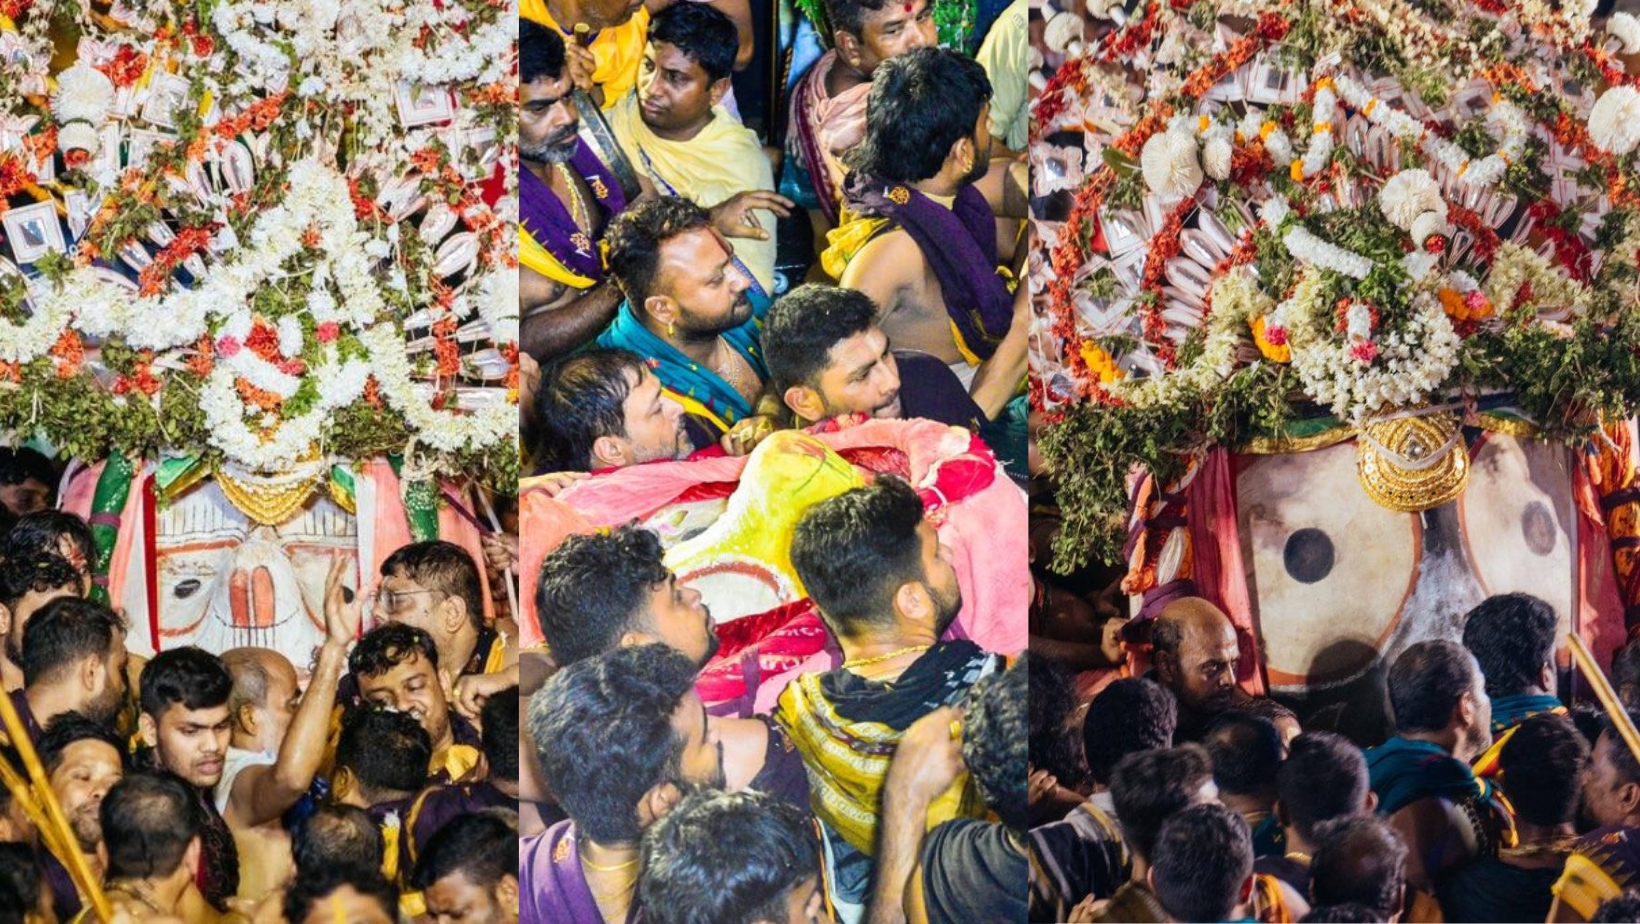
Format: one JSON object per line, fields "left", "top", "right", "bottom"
{"left": 148, "top": 702, "right": 233, "bottom": 788}
{"left": 669, "top": 690, "right": 726, "bottom": 791}
{"left": 520, "top": 75, "right": 580, "bottom": 165}
{"left": 638, "top": 42, "right": 719, "bottom": 137}
{"left": 49, "top": 739, "right": 123, "bottom": 853}
{"left": 618, "top": 367, "right": 692, "bottom": 465}
{"left": 424, "top": 870, "right": 518, "bottom": 924}
{"left": 638, "top": 571, "right": 718, "bottom": 667}
{"left": 1172, "top": 619, "right": 1240, "bottom": 714}
{"left": 960, "top": 106, "right": 993, "bottom": 187}
{"left": 851, "top": 0, "right": 936, "bottom": 74}
{"left": 85, "top": 636, "right": 130, "bottom": 727}
{"left": 915, "top": 521, "right": 962, "bottom": 636}
{"left": 357, "top": 652, "right": 452, "bottom": 750}
{"left": 814, "top": 325, "right": 902, "bottom": 420}
{"left": 659, "top": 229, "right": 754, "bottom": 337}
{"left": 783, "top": 874, "right": 834, "bottom": 923}
{"left": 3, "top": 582, "right": 78, "bottom": 665}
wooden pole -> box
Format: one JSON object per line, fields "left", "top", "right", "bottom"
{"left": 1568, "top": 632, "right": 1640, "bottom": 770}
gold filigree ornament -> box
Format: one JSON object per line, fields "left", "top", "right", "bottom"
{"left": 1355, "top": 411, "right": 1470, "bottom": 512}
{"left": 212, "top": 460, "right": 326, "bottom": 526}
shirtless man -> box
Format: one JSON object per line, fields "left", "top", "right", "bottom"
{"left": 824, "top": 48, "right": 1027, "bottom": 418}
{"left": 217, "top": 557, "right": 358, "bottom": 902}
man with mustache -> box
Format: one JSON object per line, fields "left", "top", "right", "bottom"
{"left": 763, "top": 284, "right": 987, "bottom": 431}
{"left": 529, "top": 349, "right": 704, "bottom": 473}
{"left": 1148, "top": 597, "right": 1299, "bottom": 744}
{"left": 36, "top": 713, "right": 125, "bottom": 920}
{"left": 350, "top": 623, "right": 483, "bottom": 784}
{"left": 820, "top": 48, "right": 1029, "bottom": 420}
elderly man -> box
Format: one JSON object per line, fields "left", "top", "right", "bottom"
{"left": 1148, "top": 596, "right": 1298, "bottom": 743}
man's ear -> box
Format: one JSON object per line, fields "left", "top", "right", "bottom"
{"left": 645, "top": 295, "right": 679, "bottom": 331}
{"left": 834, "top": 29, "right": 863, "bottom": 69}
{"left": 637, "top": 780, "right": 683, "bottom": 830}
{"left": 1153, "top": 648, "right": 1177, "bottom": 686}
{"left": 138, "top": 711, "right": 158, "bottom": 749}
{"left": 948, "top": 134, "right": 975, "bottom": 175}
{"left": 708, "top": 77, "right": 731, "bottom": 108}
{"left": 79, "top": 653, "right": 102, "bottom": 694}
{"left": 236, "top": 703, "right": 259, "bottom": 736}
{"left": 1541, "top": 661, "right": 1557, "bottom": 695}
{"left": 1621, "top": 780, "right": 1640, "bottom": 816}
{"left": 1365, "top": 789, "right": 1379, "bottom": 813}
{"left": 784, "top": 385, "right": 827, "bottom": 424}
{"left": 332, "top": 766, "right": 357, "bottom": 802}
{"left": 439, "top": 595, "right": 468, "bottom": 638}
{"left": 497, "top": 875, "right": 520, "bottom": 918}
{"left": 590, "top": 435, "right": 630, "bottom": 470}
{"left": 0, "top": 602, "right": 12, "bottom": 639}
{"left": 183, "top": 835, "right": 202, "bottom": 877}
{"left": 892, "top": 581, "right": 929, "bottom": 624}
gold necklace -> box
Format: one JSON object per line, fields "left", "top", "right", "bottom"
{"left": 1284, "top": 851, "right": 1311, "bottom": 863}
{"left": 579, "top": 843, "right": 640, "bottom": 873}
{"left": 712, "top": 337, "right": 745, "bottom": 390}
{"left": 554, "top": 163, "right": 591, "bottom": 233}
{"left": 843, "top": 644, "right": 931, "bottom": 669}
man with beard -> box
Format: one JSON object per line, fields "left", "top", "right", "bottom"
{"left": 788, "top": 0, "right": 937, "bottom": 226}
{"left": 412, "top": 810, "right": 520, "bottom": 924}
{"left": 521, "top": 643, "right": 726, "bottom": 923}
{"left": 820, "top": 48, "right": 1027, "bottom": 418}
{"left": 763, "top": 284, "right": 987, "bottom": 431}
{"left": 136, "top": 647, "right": 240, "bottom": 915}
{"left": 0, "top": 552, "right": 84, "bottom": 692}
{"left": 533, "top": 525, "right": 808, "bottom": 808}
{"left": 216, "top": 565, "right": 357, "bottom": 903}
{"left": 351, "top": 623, "right": 482, "bottom": 783}
{"left": 14, "top": 597, "right": 127, "bottom": 743}
{"left": 530, "top": 349, "right": 706, "bottom": 473}
{"left": 1148, "top": 597, "right": 1299, "bottom": 743}
{"left": 377, "top": 541, "right": 513, "bottom": 681}
{"left": 598, "top": 196, "right": 775, "bottom": 448}
{"left": 1547, "top": 710, "right": 1640, "bottom": 922}
{"left": 608, "top": 3, "right": 778, "bottom": 296}
{"left": 1365, "top": 640, "right": 1501, "bottom": 904}
{"left": 36, "top": 713, "right": 125, "bottom": 920}
{"left": 778, "top": 476, "right": 1005, "bottom": 916}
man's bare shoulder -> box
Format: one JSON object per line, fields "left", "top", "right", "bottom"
{"left": 846, "top": 226, "right": 922, "bottom": 280}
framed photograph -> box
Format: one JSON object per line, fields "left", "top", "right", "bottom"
{"left": 64, "top": 192, "right": 93, "bottom": 241}
{"left": 127, "top": 128, "right": 176, "bottom": 169}
{"left": 395, "top": 83, "right": 455, "bottom": 128}
{"left": 451, "top": 126, "right": 497, "bottom": 178}
{"left": 3, "top": 201, "right": 67, "bottom": 264}
{"left": 141, "top": 73, "right": 192, "bottom": 129}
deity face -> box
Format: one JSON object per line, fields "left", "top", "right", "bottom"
{"left": 657, "top": 228, "right": 753, "bottom": 337}
{"left": 520, "top": 74, "right": 579, "bottom": 166}
{"left": 811, "top": 325, "right": 902, "bottom": 421}
{"left": 637, "top": 41, "right": 720, "bottom": 139}
{"left": 844, "top": 0, "right": 936, "bottom": 76}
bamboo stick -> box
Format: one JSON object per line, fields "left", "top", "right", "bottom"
{"left": 1568, "top": 632, "right": 1640, "bottom": 771}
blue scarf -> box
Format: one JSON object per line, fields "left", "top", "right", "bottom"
{"left": 1366, "top": 736, "right": 1490, "bottom": 816}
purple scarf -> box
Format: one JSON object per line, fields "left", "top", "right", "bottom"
{"left": 842, "top": 172, "right": 1013, "bottom": 360}
{"left": 522, "top": 820, "right": 641, "bottom": 923}
{"left": 519, "top": 139, "right": 629, "bottom": 283}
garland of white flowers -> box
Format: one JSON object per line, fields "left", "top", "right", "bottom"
{"left": 361, "top": 324, "right": 514, "bottom": 454}
{"left": 199, "top": 345, "right": 371, "bottom": 470}
{"left": 1261, "top": 196, "right": 1376, "bottom": 279}
{"left": 1333, "top": 74, "right": 1529, "bottom": 190}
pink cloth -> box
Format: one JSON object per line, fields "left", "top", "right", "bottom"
{"left": 546, "top": 419, "right": 1029, "bottom": 712}
{"left": 1186, "top": 450, "right": 1265, "bottom": 695}
{"left": 517, "top": 478, "right": 598, "bottom": 650}
{"left": 362, "top": 462, "right": 494, "bottom": 624}
{"left": 789, "top": 51, "right": 870, "bottom": 221}
{"left": 1575, "top": 452, "right": 1628, "bottom": 674}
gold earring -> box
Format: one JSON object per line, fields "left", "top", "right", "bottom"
{"left": 667, "top": 321, "right": 676, "bottom": 337}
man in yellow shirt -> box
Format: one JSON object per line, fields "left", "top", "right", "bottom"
{"left": 520, "top": 0, "right": 651, "bottom": 109}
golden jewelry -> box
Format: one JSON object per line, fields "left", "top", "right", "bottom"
{"left": 555, "top": 162, "right": 591, "bottom": 233}
{"left": 1284, "top": 851, "right": 1312, "bottom": 863}
{"left": 579, "top": 850, "right": 640, "bottom": 873}
{"left": 667, "top": 320, "right": 676, "bottom": 338}
{"left": 214, "top": 464, "right": 322, "bottom": 525}
{"left": 843, "top": 644, "right": 931, "bottom": 669}
{"left": 1356, "top": 411, "right": 1469, "bottom": 512}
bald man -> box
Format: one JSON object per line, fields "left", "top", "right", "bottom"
{"left": 1151, "top": 597, "right": 1299, "bottom": 743}
{"left": 218, "top": 568, "right": 359, "bottom": 900}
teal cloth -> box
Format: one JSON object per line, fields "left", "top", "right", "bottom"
{"left": 1250, "top": 814, "right": 1284, "bottom": 858}
{"left": 1489, "top": 692, "right": 1565, "bottom": 736}
{"left": 1366, "top": 736, "right": 1489, "bottom": 817}
{"left": 596, "top": 288, "right": 772, "bottom": 434}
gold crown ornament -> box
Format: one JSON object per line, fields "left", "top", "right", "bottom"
{"left": 1355, "top": 411, "right": 1470, "bottom": 513}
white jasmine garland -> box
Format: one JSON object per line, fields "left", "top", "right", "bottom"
{"left": 1283, "top": 225, "right": 1374, "bottom": 279}
{"left": 1298, "top": 83, "right": 1338, "bottom": 179}
{"left": 1378, "top": 169, "right": 1445, "bottom": 230}
{"left": 1203, "top": 135, "right": 1233, "bottom": 181}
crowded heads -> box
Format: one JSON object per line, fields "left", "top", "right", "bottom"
{"left": 1276, "top": 732, "right": 1372, "bottom": 844}
{"left": 1108, "top": 743, "right": 1217, "bottom": 863}
{"left": 764, "top": 286, "right": 902, "bottom": 423}
{"left": 2, "top": 552, "right": 91, "bottom": 665}
{"left": 519, "top": 20, "right": 579, "bottom": 165}
{"left": 0, "top": 447, "right": 55, "bottom": 516}
{"left": 1580, "top": 710, "right": 1640, "bottom": 829}
{"left": 293, "top": 803, "right": 385, "bottom": 879}
{"left": 639, "top": 790, "right": 824, "bottom": 924}
{"left": 39, "top": 712, "right": 125, "bottom": 853}
{"left": 529, "top": 644, "right": 724, "bottom": 845}
{"left": 412, "top": 809, "right": 520, "bottom": 924}
{"left": 824, "top": 0, "right": 935, "bottom": 75}
{"left": 481, "top": 685, "right": 521, "bottom": 786}
{"left": 1309, "top": 816, "right": 1407, "bottom": 921}
{"left": 1204, "top": 711, "right": 1284, "bottom": 802}
{"left": 1083, "top": 677, "right": 1177, "bottom": 788}
{"left": 964, "top": 661, "right": 1028, "bottom": 832}
{"left": 1149, "top": 803, "right": 1254, "bottom": 924}
{"left": 848, "top": 46, "right": 991, "bottom": 185}
{"left": 1151, "top": 597, "right": 1241, "bottom": 718}
{"left": 138, "top": 647, "right": 233, "bottom": 789}
{"left": 350, "top": 623, "right": 453, "bottom": 750}
{"left": 533, "top": 349, "right": 691, "bottom": 472}
{"left": 789, "top": 477, "right": 960, "bottom": 642}
{"left": 1501, "top": 713, "right": 1587, "bottom": 829}
{"left": 639, "top": 3, "right": 737, "bottom": 136}
{"left": 605, "top": 197, "right": 753, "bottom": 337}
{"left": 100, "top": 772, "right": 204, "bottom": 882}
{"left": 283, "top": 871, "right": 399, "bottom": 924}
{"left": 380, "top": 540, "right": 486, "bottom": 640}
{"left": 21, "top": 597, "right": 127, "bottom": 725}
{"left": 1025, "top": 651, "right": 1090, "bottom": 790}
{"left": 534, "top": 524, "right": 717, "bottom": 667}
{"left": 1386, "top": 639, "right": 1492, "bottom": 762}
{"left": 1462, "top": 592, "right": 1558, "bottom": 699}
{"left": 335, "top": 707, "right": 432, "bottom": 806}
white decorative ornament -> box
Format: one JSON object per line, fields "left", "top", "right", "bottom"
{"left": 1378, "top": 169, "right": 1445, "bottom": 231}
{"left": 1610, "top": 12, "right": 1640, "bottom": 53}
{"left": 1590, "top": 86, "right": 1640, "bottom": 156}
{"left": 1140, "top": 129, "right": 1203, "bottom": 203}
{"left": 51, "top": 63, "right": 115, "bottom": 127}
{"left": 1203, "top": 135, "right": 1233, "bottom": 181}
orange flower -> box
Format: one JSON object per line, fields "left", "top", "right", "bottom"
{"left": 236, "top": 378, "right": 283, "bottom": 413}
{"left": 1078, "top": 342, "right": 1127, "bottom": 383}
{"left": 1250, "top": 316, "right": 1291, "bottom": 363}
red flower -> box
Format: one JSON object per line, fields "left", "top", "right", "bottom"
{"left": 1424, "top": 235, "right": 1446, "bottom": 255}
{"left": 216, "top": 335, "right": 242, "bottom": 358}
{"left": 1351, "top": 341, "right": 1378, "bottom": 363}
{"left": 316, "top": 322, "right": 341, "bottom": 343}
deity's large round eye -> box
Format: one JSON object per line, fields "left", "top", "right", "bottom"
{"left": 173, "top": 579, "right": 202, "bottom": 599}
{"left": 1237, "top": 443, "right": 1417, "bottom": 692}
{"left": 1459, "top": 433, "right": 1575, "bottom": 631}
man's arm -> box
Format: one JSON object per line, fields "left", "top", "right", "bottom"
{"left": 224, "top": 556, "right": 361, "bottom": 829}
{"left": 968, "top": 283, "right": 1028, "bottom": 420}
{"left": 838, "top": 230, "right": 918, "bottom": 309}
{"left": 868, "top": 706, "right": 965, "bottom": 924}
{"left": 521, "top": 274, "right": 625, "bottom": 361}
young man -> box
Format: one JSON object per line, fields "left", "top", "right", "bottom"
{"left": 350, "top": 623, "right": 482, "bottom": 782}
{"left": 1086, "top": 745, "right": 1219, "bottom": 922}
{"left": 530, "top": 349, "right": 703, "bottom": 473}
{"left": 0, "top": 552, "right": 84, "bottom": 691}
{"left": 0, "top": 447, "right": 56, "bottom": 517}
{"left": 1150, "top": 804, "right": 1258, "bottom": 924}
{"left": 37, "top": 713, "right": 125, "bottom": 920}
{"left": 1258, "top": 732, "right": 1374, "bottom": 917}
{"left": 788, "top": 0, "right": 937, "bottom": 224}
{"left": 1463, "top": 592, "right": 1567, "bottom": 779}
{"left": 15, "top": 597, "right": 127, "bottom": 742}
{"left": 1549, "top": 711, "right": 1640, "bottom": 922}
{"left": 609, "top": 3, "right": 779, "bottom": 295}
{"left": 778, "top": 477, "right": 1005, "bottom": 913}
{"left": 639, "top": 791, "right": 829, "bottom": 924}
{"left": 1307, "top": 816, "right": 1407, "bottom": 923}
{"left": 762, "top": 284, "right": 986, "bottom": 431}
{"left": 97, "top": 772, "right": 209, "bottom": 922}
{"left": 331, "top": 708, "right": 433, "bottom": 882}
{"left": 522, "top": 644, "right": 725, "bottom": 923}
{"left": 137, "top": 647, "right": 239, "bottom": 914}
{"left": 1203, "top": 711, "right": 1285, "bottom": 856}
{"left": 412, "top": 810, "right": 520, "bottom": 924}
{"left": 822, "top": 48, "right": 1027, "bottom": 417}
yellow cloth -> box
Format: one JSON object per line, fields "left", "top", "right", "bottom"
{"left": 519, "top": 0, "right": 649, "bottom": 110}
{"left": 521, "top": 223, "right": 597, "bottom": 289}
{"left": 819, "top": 208, "right": 891, "bottom": 281}
{"left": 1554, "top": 851, "right": 1625, "bottom": 920}
{"left": 431, "top": 742, "right": 483, "bottom": 782}
{"left": 608, "top": 91, "right": 779, "bottom": 293}
{"left": 975, "top": 0, "right": 1029, "bottom": 151}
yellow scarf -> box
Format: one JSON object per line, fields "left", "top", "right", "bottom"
{"left": 520, "top": 1, "right": 649, "bottom": 110}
